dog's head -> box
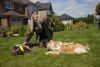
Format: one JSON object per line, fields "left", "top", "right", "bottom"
{"left": 47, "top": 40, "right": 56, "bottom": 50}
{"left": 11, "top": 46, "right": 19, "bottom": 56}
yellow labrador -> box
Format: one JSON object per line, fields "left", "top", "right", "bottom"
{"left": 45, "top": 40, "right": 89, "bottom": 55}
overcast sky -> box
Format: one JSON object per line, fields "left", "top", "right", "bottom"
{"left": 31, "top": 0, "right": 100, "bottom": 18}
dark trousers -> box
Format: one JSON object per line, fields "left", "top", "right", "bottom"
{"left": 26, "top": 32, "right": 34, "bottom": 42}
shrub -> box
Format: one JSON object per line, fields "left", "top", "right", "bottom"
{"left": 46, "top": 16, "right": 65, "bottom": 32}
{"left": 11, "top": 24, "right": 20, "bottom": 34}
{"left": 75, "top": 21, "right": 88, "bottom": 30}
{"left": 18, "top": 25, "right": 27, "bottom": 36}
{"left": 0, "top": 29, "right": 2, "bottom": 37}
{"left": 24, "top": 25, "right": 31, "bottom": 37}
{"left": 2, "top": 29, "right": 8, "bottom": 37}
{"left": 64, "top": 21, "right": 88, "bottom": 30}
{"left": 7, "top": 31, "right": 13, "bottom": 37}
{"left": 11, "top": 24, "right": 27, "bottom": 36}
{"left": 64, "top": 24, "right": 74, "bottom": 30}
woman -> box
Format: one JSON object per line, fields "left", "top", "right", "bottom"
{"left": 24, "top": 13, "right": 53, "bottom": 47}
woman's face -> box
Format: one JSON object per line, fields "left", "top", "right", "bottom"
{"left": 32, "top": 14, "right": 39, "bottom": 22}
{"left": 32, "top": 14, "right": 42, "bottom": 30}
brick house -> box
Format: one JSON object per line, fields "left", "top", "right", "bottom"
{"left": 0, "top": 0, "right": 29, "bottom": 28}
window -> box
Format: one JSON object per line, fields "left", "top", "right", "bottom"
{"left": 19, "top": 4, "right": 22, "bottom": 11}
{"left": 29, "top": 5, "right": 38, "bottom": 13}
{"left": 10, "top": 17, "right": 22, "bottom": 25}
{"left": 5, "top": 1, "right": 14, "bottom": 9}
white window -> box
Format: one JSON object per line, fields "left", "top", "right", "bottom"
{"left": 29, "top": 5, "right": 37, "bottom": 13}
{"left": 5, "top": 1, "right": 14, "bottom": 9}
{"left": 10, "top": 17, "right": 22, "bottom": 25}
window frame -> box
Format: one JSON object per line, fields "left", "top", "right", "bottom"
{"left": 10, "top": 17, "right": 22, "bottom": 25}
{"left": 5, "top": 1, "right": 14, "bottom": 9}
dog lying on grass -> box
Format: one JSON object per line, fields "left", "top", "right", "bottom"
{"left": 45, "top": 40, "right": 90, "bottom": 55}
{"left": 11, "top": 42, "right": 34, "bottom": 56}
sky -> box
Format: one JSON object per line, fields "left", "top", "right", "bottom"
{"left": 31, "top": 0, "right": 100, "bottom": 18}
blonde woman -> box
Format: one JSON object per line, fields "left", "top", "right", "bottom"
{"left": 24, "top": 13, "right": 53, "bottom": 48}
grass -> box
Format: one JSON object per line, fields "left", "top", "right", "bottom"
{"left": 0, "top": 24, "right": 100, "bottom": 67}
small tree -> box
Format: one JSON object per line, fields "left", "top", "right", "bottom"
{"left": 46, "top": 16, "right": 65, "bottom": 32}
{"left": 96, "top": 3, "right": 100, "bottom": 30}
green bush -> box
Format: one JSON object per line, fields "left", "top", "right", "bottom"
{"left": 0, "top": 29, "right": 2, "bottom": 37}
{"left": 11, "top": 24, "right": 20, "bottom": 34}
{"left": 7, "top": 31, "right": 13, "bottom": 37}
{"left": 64, "top": 21, "right": 88, "bottom": 30}
{"left": 0, "top": 24, "right": 28, "bottom": 37}
{"left": 75, "top": 21, "right": 88, "bottom": 30}
{"left": 2, "top": 29, "right": 8, "bottom": 37}
{"left": 18, "top": 25, "right": 27, "bottom": 36}
{"left": 24, "top": 25, "right": 31, "bottom": 37}
{"left": 46, "top": 16, "right": 65, "bottom": 32}
{"left": 64, "top": 24, "right": 74, "bottom": 30}
{"left": 0, "top": 28, "right": 13, "bottom": 37}
{"left": 11, "top": 24, "right": 27, "bottom": 36}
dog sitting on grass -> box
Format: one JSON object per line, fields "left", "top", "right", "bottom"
{"left": 11, "top": 42, "right": 34, "bottom": 56}
{"left": 45, "top": 40, "right": 90, "bottom": 55}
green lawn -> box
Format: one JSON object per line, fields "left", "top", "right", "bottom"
{"left": 0, "top": 24, "right": 100, "bottom": 67}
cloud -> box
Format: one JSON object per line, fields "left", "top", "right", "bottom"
{"left": 31, "top": 0, "right": 100, "bottom": 18}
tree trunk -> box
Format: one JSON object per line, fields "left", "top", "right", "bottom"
{"left": 99, "top": 15, "right": 100, "bottom": 30}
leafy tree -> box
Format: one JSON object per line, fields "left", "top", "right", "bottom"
{"left": 96, "top": 3, "right": 100, "bottom": 30}
{"left": 87, "top": 14, "right": 95, "bottom": 24}
{"left": 74, "top": 14, "right": 96, "bottom": 24}
{"left": 46, "top": 16, "right": 65, "bottom": 32}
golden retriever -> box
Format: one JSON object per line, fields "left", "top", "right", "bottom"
{"left": 45, "top": 40, "right": 89, "bottom": 55}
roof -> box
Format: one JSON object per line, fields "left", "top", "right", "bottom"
{"left": 35, "top": 1, "right": 52, "bottom": 10}
{"left": 9, "top": 0, "right": 29, "bottom": 4}
{"left": 2, "top": 10, "right": 27, "bottom": 18}
{"left": 28, "top": 1, "right": 39, "bottom": 7}
{"left": 60, "top": 14, "right": 74, "bottom": 20}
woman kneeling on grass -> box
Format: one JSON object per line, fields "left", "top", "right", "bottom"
{"left": 24, "top": 13, "right": 53, "bottom": 48}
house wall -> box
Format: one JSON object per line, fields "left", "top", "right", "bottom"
{"left": 0, "top": 0, "right": 26, "bottom": 15}
{"left": 38, "top": 10, "right": 48, "bottom": 21}
{"left": 0, "top": 0, "right": 28, "bottom": 28}
{"left": 1, "top": 18, "right": 8, "bottom": 28}
{"left": 47, "top": 9, "right": 52, "bottom": 16}
{"left": 62, "top": 19, "right": 73, "bottom": 24}
{"left": 25, "top": 6, "right": 28, "bottom": 17}
{"left": 14, "top": 3, "right": 25, "bottom": 14}
{"left": 0, "top": 0, "right": 5, "bottom": 13}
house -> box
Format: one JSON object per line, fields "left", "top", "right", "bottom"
{"left": 60, "top": 14, "right": 74, "bottom": 24}
{"left": 35, "top": 1, "right": 54, "bottom": 21}
{"left": 26, "top": 1, "right": 39, "bottom": 31}
{"left": 0, "top": 0, "right": 29, "bottom": 28}
{"left": 27, "top": 1, "right": 38, "bottom": 19}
